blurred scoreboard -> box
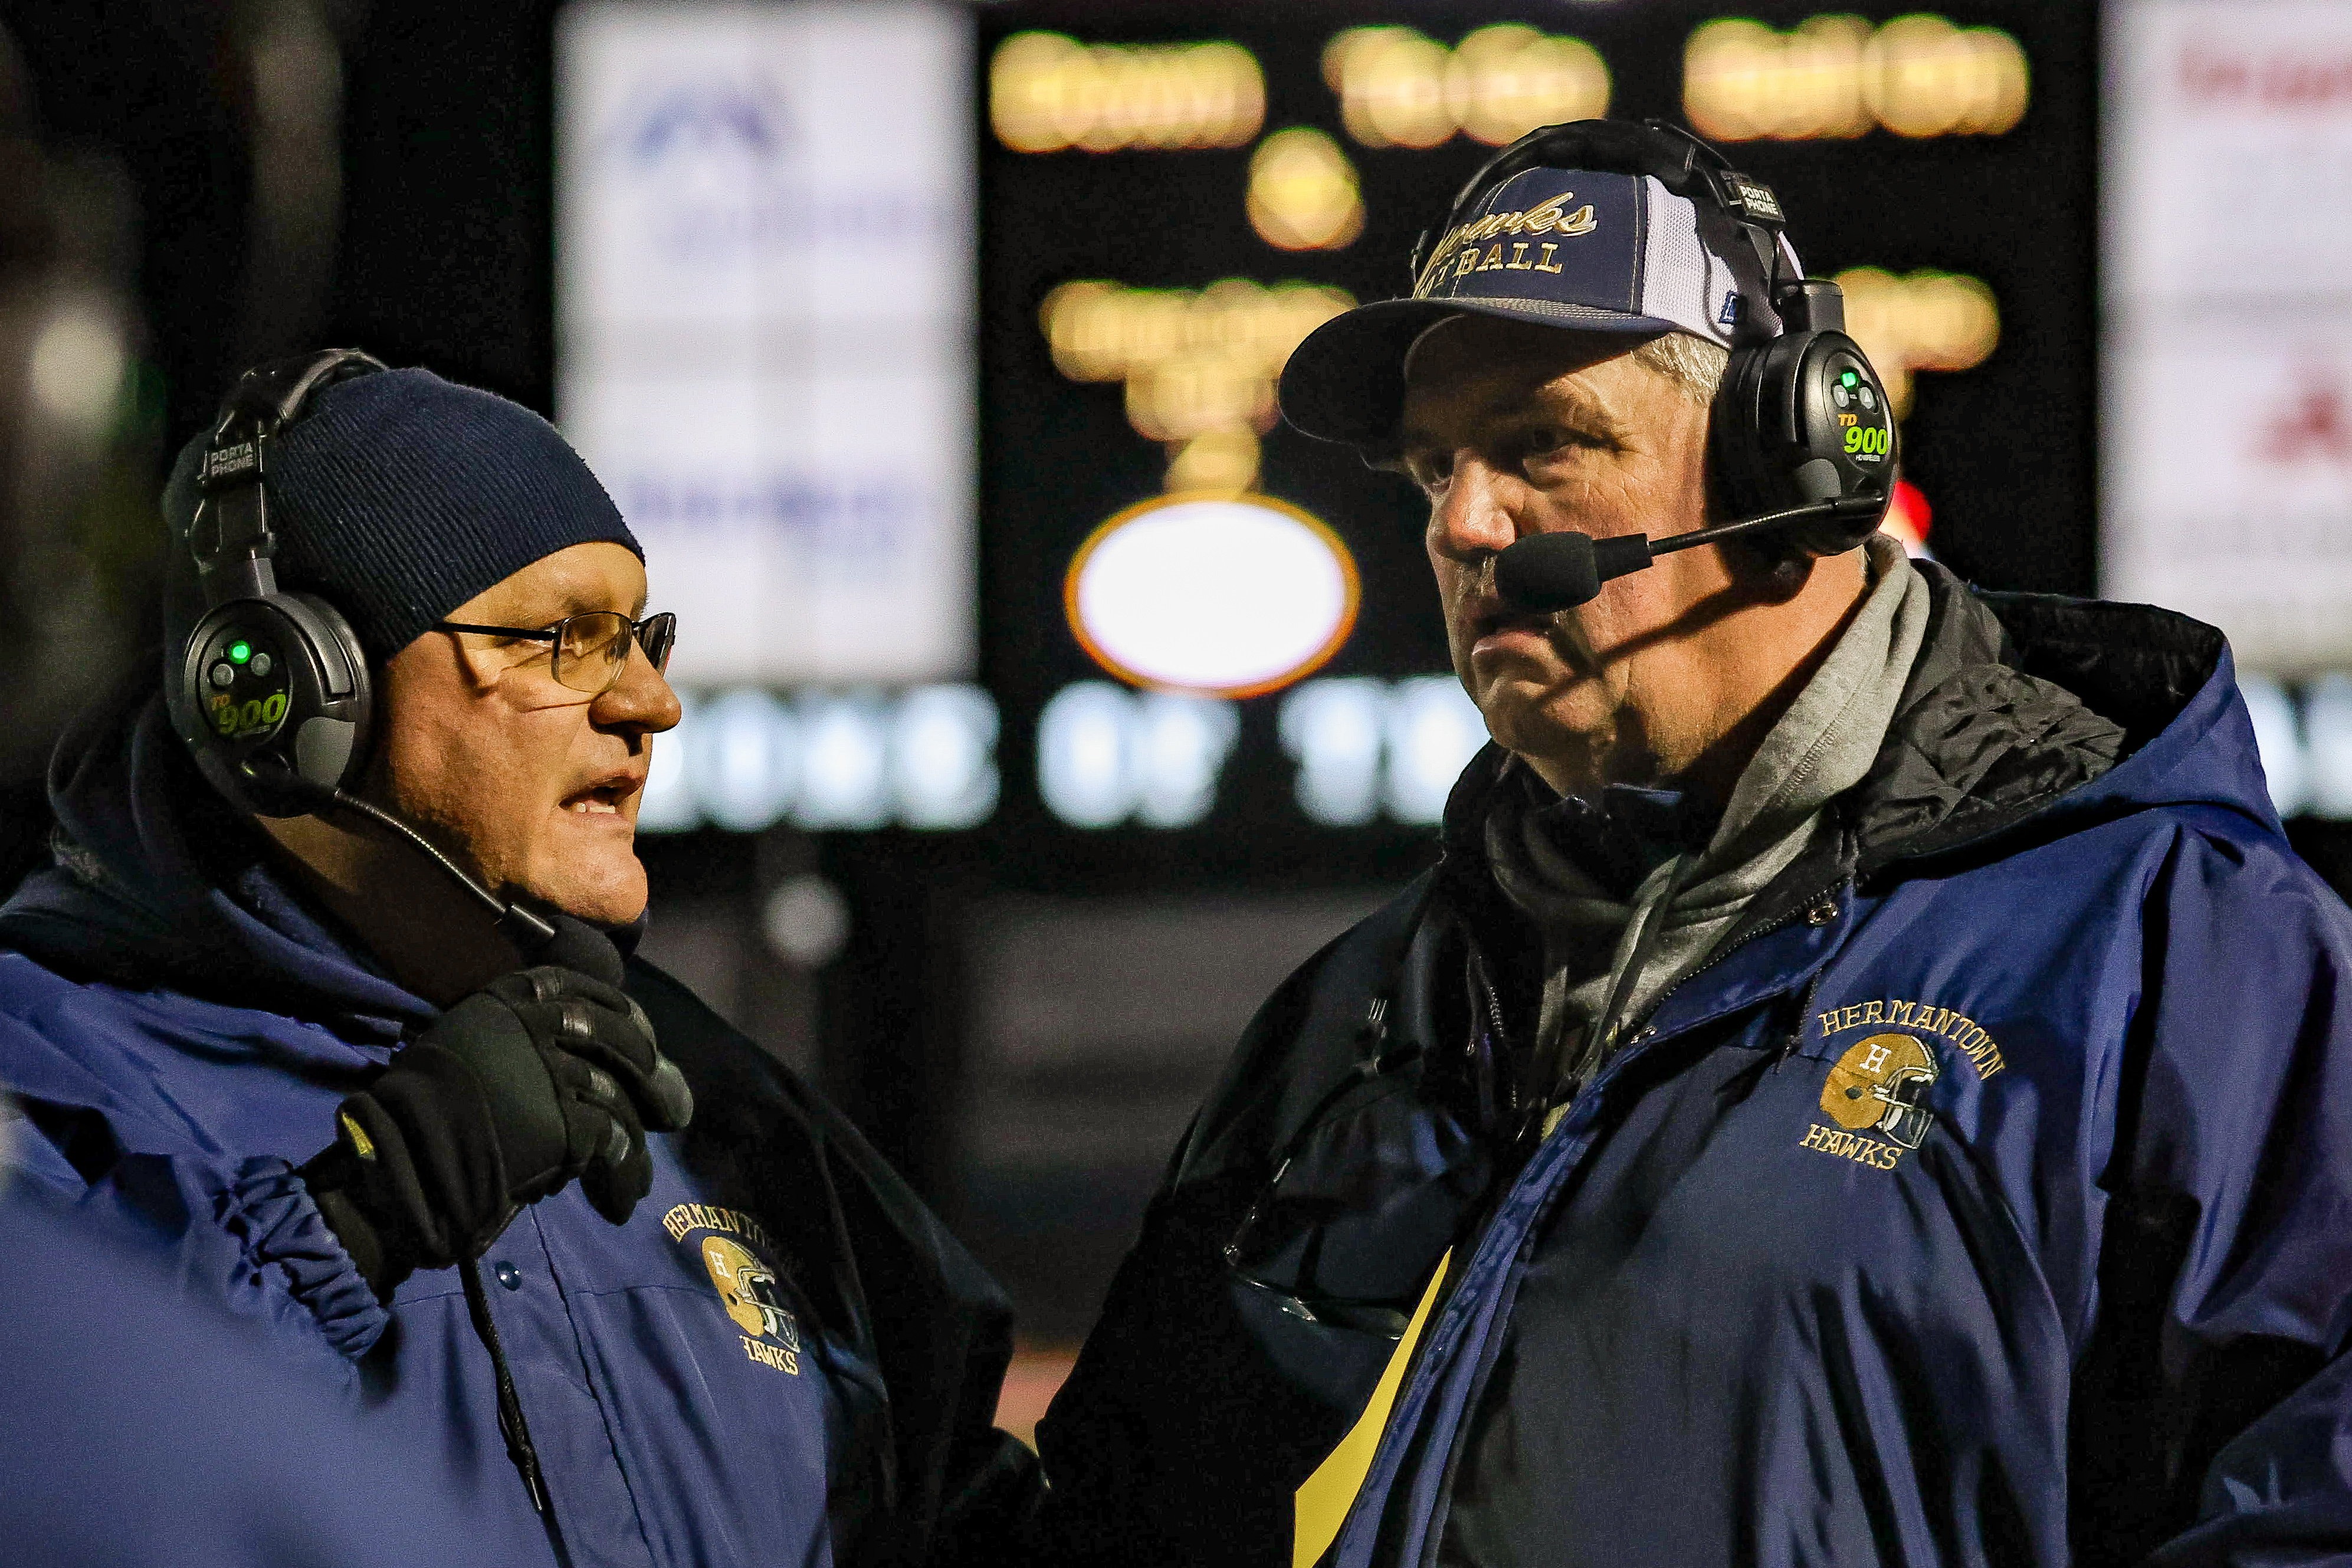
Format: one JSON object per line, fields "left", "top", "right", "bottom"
{"left": 557, "top": 1, "right": 2102, "bottom": 850}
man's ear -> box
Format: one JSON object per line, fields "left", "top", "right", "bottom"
{"left": 1698, "top": 458, "right": 1813, "bottom": 598}
{"left": 1720, "top": 537, "right": 1815, "bottom": 602}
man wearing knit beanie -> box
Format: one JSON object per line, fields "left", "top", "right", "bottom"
{"left": 0, "top": 357, "right": 1035, "bottom": 1566}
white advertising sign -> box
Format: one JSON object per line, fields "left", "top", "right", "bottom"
{"left": 2104, "top": 0, "right": 2352, "bottom": 673}
{"left": 557, "top": 1, "right": 975, "bottom": 684}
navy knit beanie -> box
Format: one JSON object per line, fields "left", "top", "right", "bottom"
{"left": 160, "top": 365, "right": 641, "bottom": 662}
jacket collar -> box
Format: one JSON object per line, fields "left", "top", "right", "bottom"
{"left": 1436, "top": 562, "right": 2240, "bottom": 970}
{"left": 0, "top": 672, "right": 431, "bottom": 1042}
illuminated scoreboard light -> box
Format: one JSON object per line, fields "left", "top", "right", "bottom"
{"left": 2236, "top": 675, "right": 2352, "bottom": 822}
{"left": 1036, "top": 675, "right": 1488, "bottom": 831}
{"left": 1248, "top": 129, "right": 1364, "bottom": 253}
{"left": 1064, "top": 494, "right": 1360, "bottom": 700}
{"left": 1322, "top": 24, "right": 1611, "bottom": 149}
{"left": 1038, "top": 278, "right": 1354, "bottom": 493}
{"left": 638, "top": 675, "right": 1493, "bottom": 834}
{"left": 1281, "top": 677, "right": 1492, "bottom": 826}
{"left": 1684, "top": 14, "right": 2029, "bottom": 142}
{"left": 1037, "top": 684, "right": 1238, "bottom": 830}
{"left": 639, "top": 685, "right": 1001, "bottom": 834}
{"left": 634, "top": 666, "right": 2352, "bottom": 832}
{"left": 990, "top": 33, "right": 1265, "bottom": 153}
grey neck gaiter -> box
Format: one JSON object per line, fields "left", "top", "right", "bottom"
{"left": 1487, "top": 534, "right": 1931, "bottom": 1100}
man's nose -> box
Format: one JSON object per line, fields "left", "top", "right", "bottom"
{"left": 594, "top": 641, "right": 683, "bottom": 739}
{"left": 1430, "top": 454, "right": 1528, "bottom": 559}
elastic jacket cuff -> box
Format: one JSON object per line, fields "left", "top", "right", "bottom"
{"left": 219, "top": 1156, "right": 393, "bottom": 1359}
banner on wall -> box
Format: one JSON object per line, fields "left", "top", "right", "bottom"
{"left": 556, "top": 1, "right": 976, "bottom": 685}
{"left": 2103, "top": 0, "right": 2352, "bottom": 674}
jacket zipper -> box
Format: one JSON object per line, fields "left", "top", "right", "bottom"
{"left": 1464, "top": 944, "right": 1520, "bottom": 1131}
{"left": 1583, "top": 872, "right": 1849, "bottom": 1074}
{"left": 1413, "top": 873, "right": 1851, "bottom": 1561}
{"left": 1442, "top": 848, "right": 1848, "bottom": 1157}
{"left": 1659, "top": 875, "right": 1842, "bottom": 1005}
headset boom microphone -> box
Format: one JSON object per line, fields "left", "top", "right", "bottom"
{"left": 1494, "top": 495, "right": 1890, "bottom": 614}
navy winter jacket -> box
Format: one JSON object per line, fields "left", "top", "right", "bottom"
{"left": 0, "top": 1175, "right": 512, "bottom": 1566}
{"left": 1039, "top": 566, "right": 2352, "bottom": 1567}
{"left": 0, "top": 681, "right": 1035, "bottom": 1568}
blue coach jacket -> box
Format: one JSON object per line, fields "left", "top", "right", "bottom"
{"left": 1039, "top": 566, "right": 2352, "bottom": 1567}
{"left": 0, "top": 684, "right": 1032, "bottom": 1568}
{"left": 0, "top": 1176, "right": 515, "bottom": 1566}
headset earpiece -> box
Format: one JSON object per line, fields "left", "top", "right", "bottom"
{"left": 168, "top": 349, "right": 386, "bottom": 818}
{"left": 1710, "top": 284, "right": 1897, "bottom": 559}
{"left": 173, "top": 592, "right": 373, "bottom": 817}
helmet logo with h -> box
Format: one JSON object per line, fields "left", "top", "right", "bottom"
{"left": 1819, "top": 1032, "right": 1941, "bottom": 1151}
{"left": 701, "top": 1235, "right": 802, "bottom": 1352}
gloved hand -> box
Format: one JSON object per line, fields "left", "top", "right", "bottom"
{"left": 301, "top": 921, "right": 693, "bottom": 1295}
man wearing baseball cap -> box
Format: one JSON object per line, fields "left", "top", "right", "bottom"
{"left": 0, "top": 356, "right": 1033, "bottom": 1566}
{"left": 1036, "top": 122, "right": 2352, "bottom": 1568}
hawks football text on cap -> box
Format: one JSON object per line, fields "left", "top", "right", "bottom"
{"left": 1278, "top": 165, "right": 1802, "bottom": 448}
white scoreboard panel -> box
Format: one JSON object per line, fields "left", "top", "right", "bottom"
{"left": 2102, "top": 0, "right": 2352, "bottom": 675}
{"left": 556, "top": 1, "right": 976, "bottom": 686}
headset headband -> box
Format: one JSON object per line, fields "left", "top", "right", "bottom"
{"left": 190, "top": 348, "right": 387, "bottom": 606}
{"left": 1410, "top": 119, "right": 1795, "bottom": 343}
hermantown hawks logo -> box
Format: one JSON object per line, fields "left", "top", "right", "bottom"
{"left": 664, "top": 1203, "right": 803, "bottom": 1375}
{"left": 1797, "top": 998, "right": 2005, "bottom": 1170}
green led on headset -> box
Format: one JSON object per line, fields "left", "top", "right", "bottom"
{"left": 229, "top": 641, "right": 252, "bottom": 664}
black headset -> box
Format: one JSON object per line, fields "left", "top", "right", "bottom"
{"left": 166, "top": 348, "right": 388, "bottom": 819}
{"left": 1413, "top": 119, "right": 1897, "bottom": 560}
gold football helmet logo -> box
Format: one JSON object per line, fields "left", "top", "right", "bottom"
{"left": 701, "top": 1235, "right": 800, "bottom": 1347}
{"left": 1820, "top": 1032, "right": 1940, "bottom": 1150}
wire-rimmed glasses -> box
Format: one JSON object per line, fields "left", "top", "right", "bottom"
{"left": 435, "top": 611, "right": 676, "bottom": 696}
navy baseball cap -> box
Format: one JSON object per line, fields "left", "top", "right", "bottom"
{"left": 1279, "top": 154, "right": 1802, "bottom": 448}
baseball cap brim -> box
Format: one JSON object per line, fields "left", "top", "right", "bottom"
{"left": 1277, "top": 295, "right": 1688, "bottom": 450}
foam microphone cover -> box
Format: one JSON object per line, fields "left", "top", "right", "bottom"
{"left": 1494, "top": 532, "right": 1654, "bottom": 612}
{"left": 1496, "top": 532, "right": 1596, "bottom": 611}
{"left": 524, "top": 906, "right": 627, "bottom": 987}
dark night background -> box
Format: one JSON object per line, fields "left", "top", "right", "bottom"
{"left": 21, "top": 0, "right": 2344, "bottom": 1355}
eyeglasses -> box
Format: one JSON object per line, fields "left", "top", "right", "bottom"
{"left": 434, "top": 611, "right": 677, "bottom": 696}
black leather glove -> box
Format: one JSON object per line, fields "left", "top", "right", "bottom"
{"left": 301, "top": 924, "right": 693, "bottom": 1295}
